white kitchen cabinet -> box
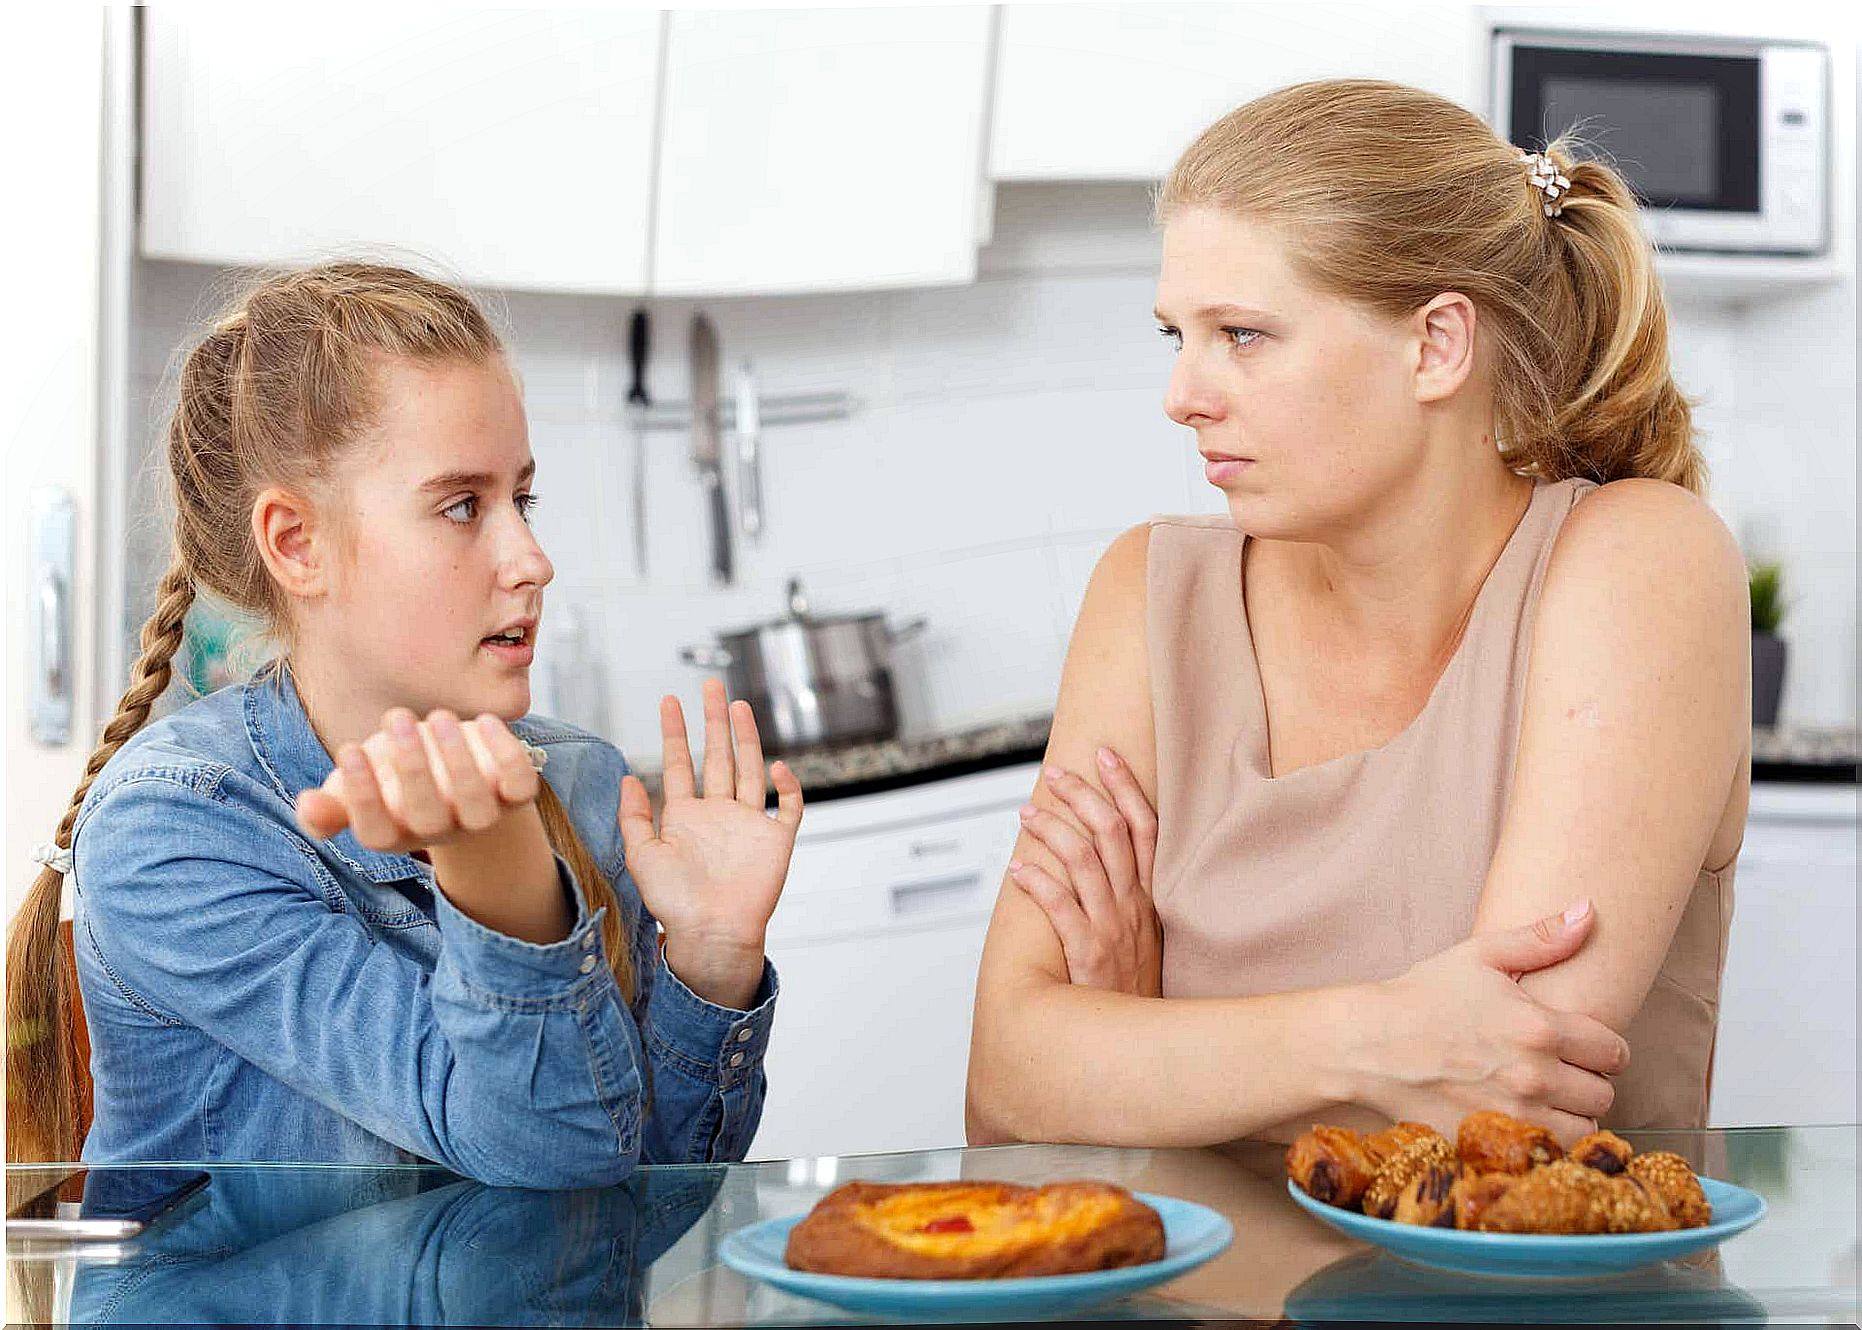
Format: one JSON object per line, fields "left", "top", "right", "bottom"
{"left": 990, "top": 3, "right": 1482, "bottom": 182}
{"left": 141, "top": 9, "right": 663, "bottom": 293}
{"left": 1709, "top": 784, "right": 1859, "bottom": 1128}
{"left": 747, "top": 762, "right": 1038, "bottom": 1161}
{"left": 651, "top": 7, "right": 995, "bottom": 297}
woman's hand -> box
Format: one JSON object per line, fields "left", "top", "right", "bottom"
{"left": 1009, "top": 747, "right": 1162, "bottom": 997}
{"left": 296, "top": 708, "right": 545, "bottom": 854}
{"left": 1358, "top": 900, "right": 1632, "bottom": 1144}
{"left": 618, "top": 679, "right": 804, "bottom": 1009}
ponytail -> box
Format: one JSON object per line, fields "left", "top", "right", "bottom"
{"left": 535, "top": 783, "right": 635, "bottom": 1003}
{"left": 6, "top": 563, "right": 196, "bottom": 1162}
{"left": 1528, "top": 136, "right": 1705, "bottom": 494}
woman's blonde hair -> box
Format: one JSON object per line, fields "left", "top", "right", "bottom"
{"left": 1159, "top": 79, "right": 1703, "bottom": 493}
{"left": 6, "top": 262, "right": 633, "bottom": 1165}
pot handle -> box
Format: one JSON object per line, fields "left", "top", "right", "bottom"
{"left": 679, "top": 644, "right": 734, "bottom": 669}
{"left": 887, "top": 616, "right": 929, "bottom": 646}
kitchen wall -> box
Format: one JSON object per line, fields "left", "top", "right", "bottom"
{"left": 124, "top": 150, "right": 1858, "bottom": 754}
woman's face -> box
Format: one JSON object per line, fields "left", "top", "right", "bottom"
{"left": 312, "top": 355, "right": 553, "bottom": 722}
{"left": 1155, "top": 207, "right": 1430, "bottom": 538}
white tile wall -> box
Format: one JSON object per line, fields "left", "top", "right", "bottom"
{"left": 124, "top": 176, "right": 1857, "bottom": 756}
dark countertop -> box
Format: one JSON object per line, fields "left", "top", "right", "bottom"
{"left": 635, "top": 717, "right": 1858, "bottom": 803}
{"left": 14, "top": 1126, "right": 1856, "bottom": 1327}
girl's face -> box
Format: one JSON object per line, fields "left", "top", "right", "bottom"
{"left": 1154, "top": 207, "right": 1431, "bottom": 539}
{"left": 313, "top": 355, "right": 552, "bottom": 722}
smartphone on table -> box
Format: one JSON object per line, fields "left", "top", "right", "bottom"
{"left": 6, "top": 1167, "right": 210, "bottom": 1243}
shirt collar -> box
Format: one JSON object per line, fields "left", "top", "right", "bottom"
{"left": 244, "top": 665, "right": 428, "bottom": 884}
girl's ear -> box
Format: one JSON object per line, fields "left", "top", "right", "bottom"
{"left": 252, "top": 486, "right": 331, "bottom": 599}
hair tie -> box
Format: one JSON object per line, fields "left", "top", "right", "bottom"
{"left": 523, "top": 741, "right": 548, "bottom": 773}
{"left": 31, "top": 843, "right": 73, "bottom": 876}
{"left": 1519, "top": 151, "right": 1571, "bottom": 217}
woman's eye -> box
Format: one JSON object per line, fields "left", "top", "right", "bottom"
{"left": 1157, "top": 326, "right": 1182, "bottom": 351}
{"left": 516, "top": 493, "right": 540, "bottom": 523}
{"left": 441, "top": 496, "right": 478, "bottom": 524}
{"left": 1223, "top": 326, "right": 1263, "bottom": 349}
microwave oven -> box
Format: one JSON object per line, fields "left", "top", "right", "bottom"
{"left": 1492, "top": 30, "right": 1828, "bottom": 255}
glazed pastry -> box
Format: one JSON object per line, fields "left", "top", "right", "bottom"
{"left": 1568, "top": 1129, "right": 1635, "bottom": 1175}
{"left": 1474, "top": 1159, "right": 1611, "bottom": 1234}
{"left": 784, "top": 1180, "right": 1165, "bottom": 1279}
{"left": 1448, "top": 1171, "right": 1518, "bottom": 1231}
{"left": 1392, "top": 1164, "right": 1460, "bottom": 1227}
{"left": 1595, "top": 1175, "right": 1679, "bottom": 1233}
{"left": 1286, "top": 1126, "right": 1381, "bottom": 1209}
{"left": 1627, "top": 1151, "right": 1712, "bottom": 1228}
{"left": 1365, "top": 1121, "right": 1443, "bottom": 1165}
{"left": 1456, "top": 1110, "right": 1562, "bottom": 1175}
{"left": 1362, "top": 1135, "right": 1457, "bottom": 1219}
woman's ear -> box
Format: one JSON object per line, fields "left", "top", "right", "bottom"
{"left": 251, "top": 486, "right": 330, "bottom": 600}
{"left": 1411, "top": 292, "right": 1479, "bottom": 404}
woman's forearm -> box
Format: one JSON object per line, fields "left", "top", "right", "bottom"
{"left": 966, "top": 974, "right": 1376, "bottom": 1147}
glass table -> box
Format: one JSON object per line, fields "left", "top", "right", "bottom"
{"left": 7, "top": 1126, "right": 1856, "bottom": 1325}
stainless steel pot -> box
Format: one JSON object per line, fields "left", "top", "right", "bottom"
{"left": 679, "top": 578, "right": 927, "bottom": 753}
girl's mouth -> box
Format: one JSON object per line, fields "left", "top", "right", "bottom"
{"left": 481, "top": 626, "right": 535, "bottom": 666}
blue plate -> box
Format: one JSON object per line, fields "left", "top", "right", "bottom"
{"left": 719, "top": 1191, "right": 1233, "bottom": 1318}
{"left": 1286, "top": 1176, "right": 1765, "bottom": 1278}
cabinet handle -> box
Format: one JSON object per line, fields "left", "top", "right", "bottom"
{"left": 908, "top": 837, "right": 963, "bottom": 859}
{"left": 30, "top": 489, "right": 75, "bottom": 745}
{"left": 889, "top": 871, "right": 984, "bottom": 917}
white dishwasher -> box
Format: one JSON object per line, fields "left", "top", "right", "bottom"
{"left": 746, "top": 760, "right": 1040, "bottom": 1161}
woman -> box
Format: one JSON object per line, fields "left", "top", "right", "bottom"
{"left": 967, "top": 81, "right": 1748, "bottom": 1147}
{"left": 6, "top": 263, "right": 804, "bottom": 1184}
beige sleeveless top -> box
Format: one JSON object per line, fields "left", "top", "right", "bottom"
{"left": 1147, "top": 478, "right": 1733, "bottom": 1131}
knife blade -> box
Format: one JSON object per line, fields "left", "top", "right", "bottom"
{"left": 626, "top": 308, "right": 650, "bottom": 579}
{"left": 689, "top": 313, "right": 732, "bottom": 585}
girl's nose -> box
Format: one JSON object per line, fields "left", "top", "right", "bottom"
{"left": 504, "top": 520, "right": 555, "bottom": 590}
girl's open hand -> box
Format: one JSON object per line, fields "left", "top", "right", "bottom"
{"left": 619, "top": 679, "right": 803, "bottom": 1007}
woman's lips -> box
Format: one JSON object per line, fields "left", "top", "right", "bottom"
{"left": 1203, "top": 456, "right": 1255, "bottom": 485}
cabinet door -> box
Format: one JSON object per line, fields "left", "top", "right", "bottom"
{"left": 142, "top": 9, "right": 661, "bottom": 293}
{"left": 651, "top": 7, "right": 994, "bottom": 296}
{"left": 1709, "top": 803, "right": 1859, "bottom": 1127}
{"left": 752, "top": 916, "right": 990, "bottom": 1161}
{"left": 991, "top": 2, "right": 1481, "bottom": 182}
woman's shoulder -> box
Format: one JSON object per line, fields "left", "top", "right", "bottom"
{"left": 78, "top": 684, "right": 256, "bottom": 822}
{"left": 1549, "top": 477, "right": 1743, "bottom": 592}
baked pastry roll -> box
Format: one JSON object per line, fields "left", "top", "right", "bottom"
{"left": 1456, "top": 1110, "right": 1562, "bottom": 1175}
{"left": 1568, "top": 1129, "right": 1635, "bottom": 1175}
{"left": 1285, "top": 1125, "right": 1382, "bottom": 1208}
{"left": 1627, "top": 1151, "right": 1712, "bottom": 1228}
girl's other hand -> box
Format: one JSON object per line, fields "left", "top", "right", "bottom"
{"left": 618, "top": 679, "right": 803, "bottom": 1008}
{"left": 1360, "top": 900, "right": 1632, "bottom": 1144}
{"left": 1010, "top": 746, "right": 1162, "bottom": 997}
{"left": 296, "top": 708, "right": 542, "bottom": 853}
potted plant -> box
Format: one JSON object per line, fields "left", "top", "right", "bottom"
{"left": 1749, "top": 562, "right": 1787, "bottom": 728}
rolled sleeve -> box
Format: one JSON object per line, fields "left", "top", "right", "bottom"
{"left": 427, "top": 855, "right": 606, "bottom": 1002}
{"left": 643, "top": 952, "right": 779, "bottom": 1088}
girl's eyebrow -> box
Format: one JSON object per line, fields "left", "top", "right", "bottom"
{"left": 417, "top": 459, "right": 536, "bottom": 494}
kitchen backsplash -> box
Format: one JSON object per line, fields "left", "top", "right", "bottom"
{"left": 125, "top": 183, "right": 1857, "bottom": 749}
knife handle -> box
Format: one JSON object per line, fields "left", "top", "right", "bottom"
{"left": 627, "top": 308, "right": 650, "bottom": 407}
{"left": 703, "top": 470, "right": 733, "bottom": 584}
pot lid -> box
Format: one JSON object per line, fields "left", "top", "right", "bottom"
{"left": 716, "top": 576, "right": 884, "bottom": 636}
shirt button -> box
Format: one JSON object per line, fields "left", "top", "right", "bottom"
{"left": 735, "top": 1027, "right": 754, "bottom": 1043}
{"left": 579, "top": 953, "right": 597, "bottom": 975}
{"left": 728, "top": 1051, "right": 746, "bottom": 1069}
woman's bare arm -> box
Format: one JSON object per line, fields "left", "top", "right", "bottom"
{"left": 1473, "top": 479, "right": 1751, "bottom": 1032}
{"left": 965, "top": 524, "right": 1370, "bottom": 1144}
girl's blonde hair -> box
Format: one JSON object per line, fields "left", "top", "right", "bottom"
{"left": 6, "top": 262, "right": 632, "bottom": 1164}
{"left": 1159, "top": 79, "right": 1703, "bottom": 493}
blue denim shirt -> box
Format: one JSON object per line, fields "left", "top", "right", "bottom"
{"left": 68, "top": 668, "right": 777, "bottom": 1187}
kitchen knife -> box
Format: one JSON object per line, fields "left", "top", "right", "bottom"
{"left": 626, "top": 308, "right": 650, "bottom": 579}
{"left": 735, "top": 359, "right": 763, "bottom": 541}
{"left": 689, "top": 313, "right": 732, "bottom": 585}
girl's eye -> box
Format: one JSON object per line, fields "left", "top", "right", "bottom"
{"left": 1223, "top": 326, "right": 1263, "bottom": 349}
{"left": 1157, "top": 326, "right": 1182, "bottom": 351}
{"left": 516, "top": 493, "right": 540, "bottom": 523}
{"left": 442, "top": 496, "right": 478, "bottom": 524}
